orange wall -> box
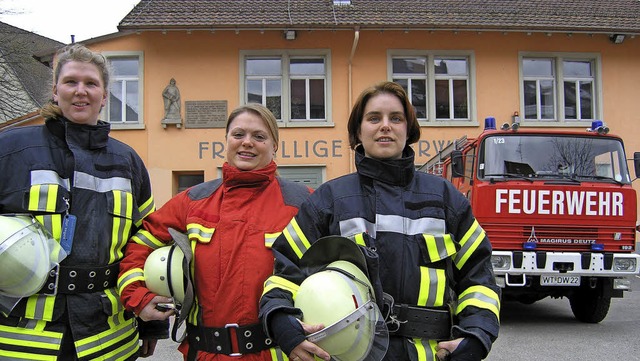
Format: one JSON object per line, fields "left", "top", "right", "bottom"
{"left": 88, "top": 29, "right": 640, "bottom": 208}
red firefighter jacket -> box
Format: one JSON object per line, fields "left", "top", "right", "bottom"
{"left": 119, "top": 161, "right": 311, "bottom": 360}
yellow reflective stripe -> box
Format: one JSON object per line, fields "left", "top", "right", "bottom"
{"left": 187, "top": 223, "right": 215, "bottom": 243}
{"left": 45, "top": 185, "right": 58, "bottom": 212}
{"left": 35, "top": 214, "right": 62, "bottom": 241}
{"left": 110, "top": 191, "right": 134, "bottom": 263}
{"left": 417, "top": 267, "right": 446, "bottom": 307}
{"left": 131, "top": 229, "right": 165, "bottom": 249}
{"left": 424, "top": 234, "right": 457, "bottom": 263}
{"left": 268, "top": 347, "right": 287, "bottom": 361}
{"left": 262, "top": 276, "right": 300, "bottom": 298}
{"left": 353, "top": 233, "right": 366, "bottom": 246}
{"left": 453, "top": 220, "right": 485, "bottom": 270}
{"left": 456, "top": 285, "right": 501, "bottom": 320}
{"left": 411, "top": 338, "right": 437, "bottom": 361}
{"left": 28, "top": 185, "right": 42, "bottom": 211}
{"left": 283, "top": 218, "right": 311, "bottom": 259}
{"left": 0, "top": 350, "right": 57, "bottom": 360}
{"left": 137, "top": 196, "right": 155, "bottom": 226}
{"left": 118, "top": 268, "right": 145, "bottom": 293}
{"left": 75, "top": 317, "right": 138, "bottom": 359}
{"left": 265, "top": 232, "right": 282, "bottom": 249}
{"left": 188, "top": 240, "right": 200, "bottom": 326}
{"left": 24, "top": 295, "right": 55, "bottom": 322}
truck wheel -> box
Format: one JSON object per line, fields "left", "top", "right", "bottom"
{"left": 569, "top": 288, "right": 611, "bottom": 323}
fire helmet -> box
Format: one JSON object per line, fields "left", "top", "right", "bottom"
{"left": 0, "top": 215, "right": 58, "bottom": 298}
{"left": 294, "top": 236, "right": 389, "bottom": 361}
{"left": 144, "top": 244, "right": 187, "bottom": 303}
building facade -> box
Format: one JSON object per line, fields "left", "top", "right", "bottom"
{"left": 20, "top": 0, "right": 640, "bottom": 207}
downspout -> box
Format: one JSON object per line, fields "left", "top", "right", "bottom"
{"left": 348, "top": 26, "right": 360, "bottom": 173}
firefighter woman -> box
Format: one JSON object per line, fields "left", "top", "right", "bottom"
{"left": 118, "top": 103, "right": 313, "bottom": 361}
{"left": 260, "top": 81, "right": 501, "bottom": 361}
{"left": 0, "top": 44, "right": 165, "bottom": 360}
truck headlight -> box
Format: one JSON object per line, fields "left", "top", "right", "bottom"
{"left": 613, "top": 258, "right": 637, "bottom": 272}
{"left": 491, "top": 255, "right": 511, "bottom": 270}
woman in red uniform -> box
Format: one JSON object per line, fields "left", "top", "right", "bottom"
{"left": 118, "top": 103, "right": 312, "bottom": 361}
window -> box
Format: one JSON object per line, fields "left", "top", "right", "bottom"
{"left": 174, "top": 172, "right": 204, "bottom": 195}
{"left": 242, "top": 50, "right": 332, "bottom": 126}
{"left": 389, "top": 51, "right": 475, "bottom": 124}
{"left": 103, "top": 52, "right": 144, "bottom": 129}
{"left": 277, "top": 166, "right": 325, "bottom": 189}
{"left": 520, "top": 54, "right": 600, "bottom": 123}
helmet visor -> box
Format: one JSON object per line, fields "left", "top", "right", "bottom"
{"left": 307, "top": 301, "right": 389, "bottom": 361}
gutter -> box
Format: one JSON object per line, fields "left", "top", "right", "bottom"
{"left": 348, "top": 26, "right": 360, "bottom": 174}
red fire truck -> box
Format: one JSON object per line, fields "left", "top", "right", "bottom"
{"left": 420, "top": 117, "right": 640, "bottom": 323}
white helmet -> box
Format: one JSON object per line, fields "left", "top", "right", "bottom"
{"left": 144, "top": 244, "right": 187, "bottom": 303}
{"left": 0, "top": 215, "right": 57, "bottom": 298}
{"left": 294, "top": 236, "right": 389, "bottom": 361}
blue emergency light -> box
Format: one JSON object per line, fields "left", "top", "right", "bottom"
{"left": 484, "top": 116, "right": 496, "bottom": 130}
{"left": 523, "top": 242, "right": 537, "bottom": 250}
{"left": 589, "top": 120, "right": 609, "bottom": 134}
{"left": 591, "top": 243, "right": 605, "bottom": 251}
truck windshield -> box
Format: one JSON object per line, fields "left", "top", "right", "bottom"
{"left": 478, "top": 134, "right": 631, "bottom": 184}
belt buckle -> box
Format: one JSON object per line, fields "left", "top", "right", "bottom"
{"left": 225, "top": 323, "right": 242, "bottom": 356}
{"left": 43, "top": 263, "right": 60, "bottom": 296}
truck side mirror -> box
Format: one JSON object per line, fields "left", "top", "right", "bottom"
{"left": 634, "top": 152, "right": 640, "bottom": 179}
{"left": 451, "top": 150, "right": 464, "bottom": 178}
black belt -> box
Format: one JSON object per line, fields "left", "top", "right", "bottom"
{"left": 186, "top": 323, "right": 273, "bottom": 357}
{"left": 41, "top": 262, "right": 119, "bottom": 295}
{"left": 388, "top": 304, "right": 452, "bottom": 340}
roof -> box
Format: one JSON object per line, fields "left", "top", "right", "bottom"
{"left": 119, "top": 0, "right": 640, "bottom": 34}
{"left": 0, "top": 21, "right": 63, "bottom": 122}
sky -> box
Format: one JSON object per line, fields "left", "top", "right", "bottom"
{"left": 0, "top": 0, "right": 141, "bottom": 44}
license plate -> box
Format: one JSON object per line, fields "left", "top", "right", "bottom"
{"left": 540, "top": 275, "right": 581, "bottom": 286}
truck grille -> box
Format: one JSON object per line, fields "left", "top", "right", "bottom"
{"left": 481, "top": 223, "right": 635, "bottom": 252}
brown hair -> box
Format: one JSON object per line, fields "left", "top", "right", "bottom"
{"left": 347, "top": 81, "right": 421, "bottom": 149}
{"left": 40, "top": 44, "right": 110, "bottom": 119}
{"left": 225, "top": 103, "right": 280, "bottom": 151}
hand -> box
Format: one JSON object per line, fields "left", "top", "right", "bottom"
{"left": 138, "top": 295, "right": 176, "bottom": 322}
{"left": 289, "top": 321, "right": 330, "bottom": 361}
{"left": 139, "top": 338, "right": 158, "bottom": 357}
{"left": 436, "top": 337, "right": 464, "bottom": 361}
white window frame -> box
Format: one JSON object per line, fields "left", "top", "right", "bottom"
{"left": 240, "top": 49, "right": 333, "bottom": 127}
{"left": 519, "top": 52, "right": 602, "bottom": 126}
{"left": 102, "top": 51, "right": 144, "bottom": 130}
{"left": 388, "top": 50, "right": 477, "bottom": 127}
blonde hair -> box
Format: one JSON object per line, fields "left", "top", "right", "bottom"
{"left": 225, "top": 103, "right": 280, "bottom": 151}
{"left": 40, "top": 44, "right": 110, "bottom": 119}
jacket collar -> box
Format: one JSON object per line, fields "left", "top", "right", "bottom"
{"left": 45, "top": 117, "right": 110, "bottom": 150}
{"left": 222, "top": 161, "right": 277, "bottom": 189}
{"left": 354, "top": 144, "right": 416, "bottom": 187}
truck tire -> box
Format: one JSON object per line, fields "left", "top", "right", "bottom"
{"left": 569, "top": 287, "right": 611, "bottom": 323}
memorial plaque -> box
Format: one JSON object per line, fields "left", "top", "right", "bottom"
{"left": 185, "top": 100, "right": 227, "bottom": 128}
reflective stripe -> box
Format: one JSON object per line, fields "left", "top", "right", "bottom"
{"left": 339, "top": 217, "right": 376, "bottom": 238}
{"left": 423, "top": 234, "right": 457, "bottom": 263}
{"left": 25, "top": 295, "right": 55, "bottom": 322}
{"left": 187, "top": 239, "right": 199, "bottom": 326}
{"left": 137, "top": 196, "right": 155, "bottom": 227}
{"left": 187, "top": 223, "right": 215, "bottom": 243}
{"left": 456, "top": 285, "right": 501, "bottom": 320}
{"left": 75, "top": 316, "right": 138, "bottom": 360}
{"left": 340, "top": 215, "right": 446, "bottom": 238}
{"left": 28, "top": 184, "right": 59, "bottom": 213}
{"left": 131, "top": 229, "right": 164, "bottom": 249}
{"left": 418, "top": 267, "right": 446, "bottom": 307}
{"left": 110, "top": 190, "right": 134, "bottom": 263}
{"left": 453, "top": 220, "right": 485, "bottom": 270}
{"left": 377, "top": 214, "right": 445, "bottom": 235}
{"left": 74, "top": 171, "right": 132, "bottom": 193}
{"left": 118, "top": 269, "right": 144, "bottom": 294}
{"left": 30, "top": 170, "right": 70, "bottom": 189}
{"left": 264, "top": 232, "right": 282, "bottom": 249}
{"left": 353, "top": 233, "right": 366, "bottom": 246}
{"left": 411, "top": 338, "right": 437, "bottom": 361}
{"left": 263, "top": 276, "right": 300, "bottom": 298}
{"left": 283, "top": 218, "right": 311, "bottom": 259}
{"left": 35, "top": 214, "right": 62, "bottom": 241}
{"left": 268, "top": 347, "right": 287, "bottom": 361}
{"left": 0, "top": 324, "right": 62, "bottom": 361}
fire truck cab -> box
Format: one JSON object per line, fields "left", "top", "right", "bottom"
{"left": 420, "top": 117, "right": 640, "bottom": 323}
